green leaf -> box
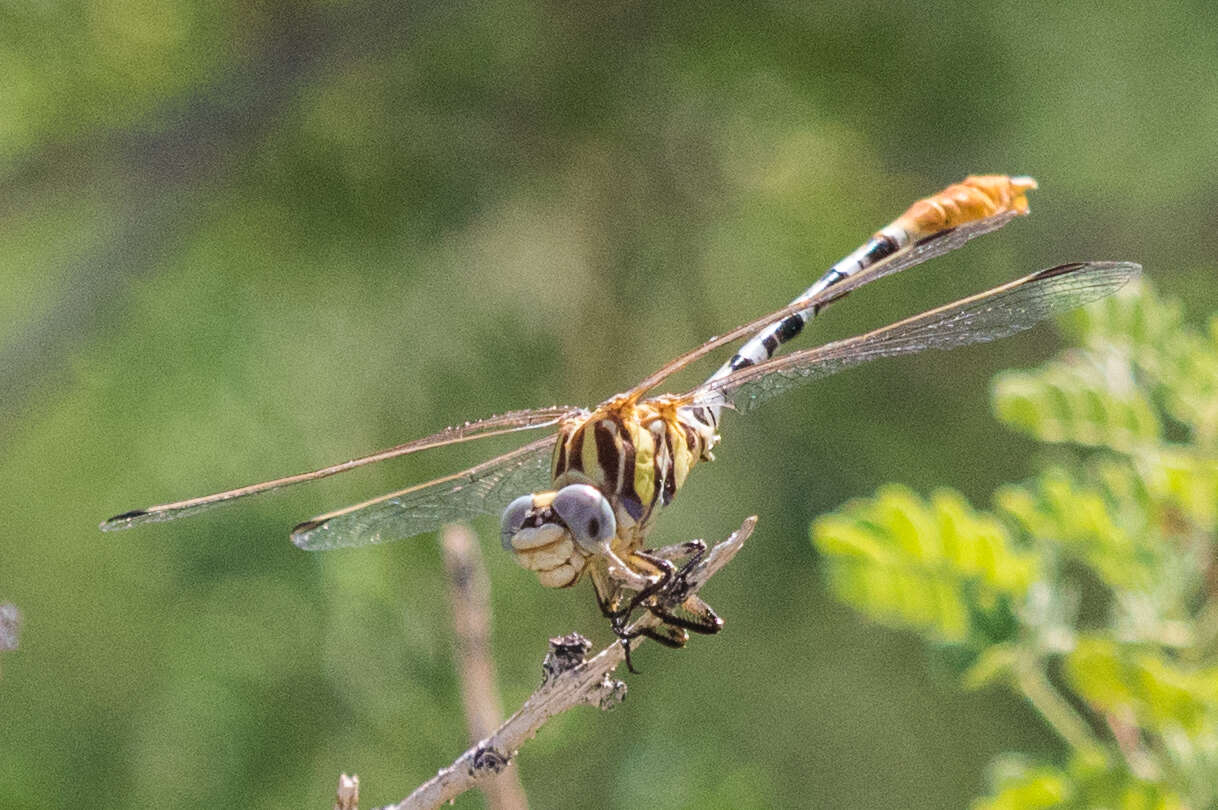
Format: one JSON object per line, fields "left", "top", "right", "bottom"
{"left": 992, "top": 357, "right": 1161, "bottom": 451}
{"left": 973, "top": 751, "right": 1190, "bottom": 810}
{"left": 1135, "top": 446, "right": 1218, "bottom": 532}
{"left": 1065, "top": 637, "right": 1218, "bottom": 736}
{"left": 972, "top": 759, "right": 1072, "bottom": 810}
{"left": 1054, "top": 278, "right": 1218, "bottom": 448}
{"left": 812, "top": 485, "right": 1036, "bottom": 646}
{"left": 995, "top": 467, "right": 1159, "bottom": 591}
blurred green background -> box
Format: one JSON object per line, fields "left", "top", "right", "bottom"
{"left": 2, "top": 1, "right": 1215, "bottom": 807}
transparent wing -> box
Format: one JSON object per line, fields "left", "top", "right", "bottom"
{"left": 100, "top": 406, "right": 579, "bottom": 531}
{"left": 291, "top": 435, "right": 557, "bottom": 550}
{"left": 689, "top": 262, "right": 1140, "bottom": 414}
{"left": 625, "top": 210, "right": 1023, "bottom": 399}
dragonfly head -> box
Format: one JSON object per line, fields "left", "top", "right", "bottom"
{"left": 501, "top": 484, "right": 617, "bottom": 588}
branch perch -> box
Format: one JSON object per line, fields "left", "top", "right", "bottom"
{"left": 440, "top": 524, "right": 529, "bottom": 809}
{"left": 371, "top": 515, "right": 757, "bottom": 810}
{"left": 0, "top": 603, "right": 19, "bottom": 679}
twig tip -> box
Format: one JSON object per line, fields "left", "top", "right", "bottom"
{"left": 334, "top": 773, "right": 359, "bottom": 810}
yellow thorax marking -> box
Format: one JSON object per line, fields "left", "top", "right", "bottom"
{"left": 555, "top": 394, "right": 703, "bottom": 513}
{"left": 633, "top": 418, "right": 656, "bottom": 507}
{"left": 579, "top": 420, "right": 601, "bottom": 480}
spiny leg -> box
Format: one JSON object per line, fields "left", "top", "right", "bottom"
{"left": 592, "top": 541, "right": 719, "bottom": 668}
{"left": 615, "top": 543, "right": 717, "bottom": 642}
{"left": 661, "top": 541, "right": 709, "bottom": 600}
{"left": 615, "top": 595, "right": 713, "bottom": 667}
{"left": 634, "top": 543, "right": 722, "bottom": 638}
{"left": 590, "top": 565, "right": 658, "bottom": 673}
{"left": 599, "top": 541, "right": 708, "bottom": 628}
{"left": 625, "top": 623, "right": 689, "bottom": 648}
{"left": 633, "top": 540, "right": 710, "bottom": 617}
{"left": 619, "top": 545, "right": 720, "bottom": 658}
{"left": 591, "top": 566, "right": 631, "bottom": 625}
{"left": 645, "top": 593, "right": 723, "bottom": 636}
{"left": 615, "top": 549, "right": 677, "bottom": 627}
{"left": 597, "top": 552, "right": 682, "bottom": 671}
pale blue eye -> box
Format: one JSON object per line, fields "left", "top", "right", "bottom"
{"left": 500, "top": 494, "right": 534, "bottom": 550}
{"left": 552, "top": 484, "right": 616, "bottom": 552}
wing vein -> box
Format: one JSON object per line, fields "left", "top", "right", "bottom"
{"left": 100, "top": 406, "right": 578, "bottom": 530}
{"left": 690, "top": 262, "right": 1140, "bottom": 413}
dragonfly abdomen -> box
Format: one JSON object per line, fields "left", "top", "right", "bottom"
{"left": 705, "top": 175, "right": 1038, "bottom": 392}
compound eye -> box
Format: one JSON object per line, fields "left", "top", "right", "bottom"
{"left": 500, "top": 494, "right": 534, "bottom": 550}
{"left": 552, "top": 484, "right": 616, "bottom": 552}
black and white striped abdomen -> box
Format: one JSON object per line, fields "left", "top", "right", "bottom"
{"left": 697, "top": 175, "right": 1037, "bottom": 418}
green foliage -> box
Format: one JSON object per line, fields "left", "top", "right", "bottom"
{"left": 1064, "top": 637, "right": 1218, "bottom": 737}
{"left": 973, "top": 752, "right": 1188, "bottom": 810}
{"left": 812, "top": 485, "right": 1035, "bottom": 645}
{"left": 992, "top": 356, "right": 1162, "bottom": 451}
{"left": 995, "top": 281, "right": 1218, "bottom": 531}
{"left": 813, "top": 279, "right": 1218, "bottom": 809}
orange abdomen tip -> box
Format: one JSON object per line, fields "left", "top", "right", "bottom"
{"left": 897, "top": 174, "right": 1038, "bottom": 235}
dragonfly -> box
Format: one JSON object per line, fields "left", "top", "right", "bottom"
{"left": 102, "top": 175, "right": 1139, "bottom": 652}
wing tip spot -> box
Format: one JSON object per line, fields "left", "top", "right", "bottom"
{"left": 99, "top": 510, "right": 147, "bottom": 531}
{"left": 291, "top": 519, "right": 325, "bottom": 548}
{"left": 1034, "top": 261, "right": 1088, "bottom": 279}
{"left": 1033, "top": 260, "right": 1142, "bottom": 284}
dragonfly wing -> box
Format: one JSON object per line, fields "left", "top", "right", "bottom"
{"left": 626, "top": 210, "right": 1022, "bottom": 400}
{"left": 101, "top": 406, "right": 579, "bottom": 531}
{"left": 291, "top": 435, "right": 557, "bottom": 551}
{"left": 691, "top": 262, "right": 1140, "bottom": 414}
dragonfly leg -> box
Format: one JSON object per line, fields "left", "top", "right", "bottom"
{"left": 615, "top": 544, "right": 722, "bottom": 643}
{"left": 621, "top": 540, "right": 709, "bottom": 608}
{"left": 592, "top": 565, "right": 669, "bottom": 639}
{"left": 601, "top": 551, "right": 680, "bottom": 671}
{"left": 602, "top": 547, "right": 657, "bottom": 592}
{"left": 591, "top": 566, "right": 630, "bottom": 621}
{"left": 617, "top": 623, "right": 690, "bottom": 673}
{"left": 597, "top": 541, "right": 720, "bottom": 668}
{"left": 634, "top": 543, "right": 722, "bottom": 635}
{"left": 621, "top": 637, "right": 638, "bottom": 674}
{"left": 617, "top": 550, "right": 678, "bottom": 622}
{"left": 589, "top": 570, "right": 650, "bottom": 674}
{"left": 623, "top": 623, "right": 689, "bottom": 648}
{"left": 591, "top": 549, "right": 659, "bottom": 628}
{"left": 657, "top": 543, "right": 710, "bottom": 604}
{"left": 646, "top": 593, "right": 723, "bottom": 636}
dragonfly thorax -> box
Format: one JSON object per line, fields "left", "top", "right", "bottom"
{"left": 500, "top": 396, "right": 719, "bottom": 590}
{"left": 557, "top": 397, "right": 716, "bottom": 514}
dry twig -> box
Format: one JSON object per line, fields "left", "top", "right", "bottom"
{"left": 0, "top": 603, "right": 19, "bottom": 679}
{"left": 441, "top": 524, "right": 529, "bottom": 809}
{"left": 334, "top": 773, "right": 359, "bottom": 810}
{"left": 372, "top": 515, "right": 756, "bottom": 810}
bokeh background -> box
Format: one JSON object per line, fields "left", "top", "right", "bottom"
{"left": 2, "top": 2, "right": 1215, "bottom": 807}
